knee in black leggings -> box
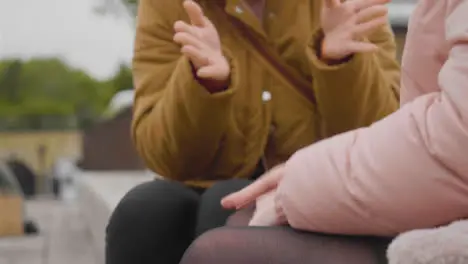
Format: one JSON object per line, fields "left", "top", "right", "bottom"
{"left": 196, "top": 179, "right": 251, "bottom": 236}
{"left": 106, "top": 179, "right": 200, "bottom": 264}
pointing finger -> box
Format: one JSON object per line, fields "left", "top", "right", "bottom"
{"left": 221, "top": 166, "right": 284, "bottom": 209}
{"left": 183, "top": 0, "right": 206, "bottom": 27}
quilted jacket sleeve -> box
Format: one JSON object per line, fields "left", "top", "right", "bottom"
{"left": 276, "top": 0, "right": 468, "bottom": 236}
{"left": 132, "top": 0, "right": 241, "bottom": 181}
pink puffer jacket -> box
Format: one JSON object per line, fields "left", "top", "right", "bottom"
{"left": 276, "top": 0, "right": 468, "bottom": 236}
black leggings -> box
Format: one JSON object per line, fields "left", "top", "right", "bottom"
{"left": 106, "top": 178, "right": 392, "bottom": 264}
{"left": 181, "top": 227, "right": 392, "bottom": 264}
{"left": 105, "top": 178, "right": 251, "bottom": 264}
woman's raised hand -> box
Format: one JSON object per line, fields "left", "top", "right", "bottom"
{"left": 173, "top": 0, "right": 230, "bottom": 81}
{"left": 320, "top": 0, "right": 390, "bottom": 60}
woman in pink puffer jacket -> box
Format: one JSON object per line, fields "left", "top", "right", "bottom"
{"left": 223, "top": 0, "right": 468, "bottom": 236}
{"left": 180, "top": 0, "right": 468, "bottom": 263}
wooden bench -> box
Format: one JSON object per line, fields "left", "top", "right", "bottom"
{"left": 0, "top": 162, "right": 24, "bottom": 237}
{"left": 0, "top": 195, "right": 23, "bottom": 237}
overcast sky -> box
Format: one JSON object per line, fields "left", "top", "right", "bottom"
{"left": 0, "top": 0, "right": 415, "bottom": 81}
{"left": 0, "top": 0, "right": 134, "bottom": 80}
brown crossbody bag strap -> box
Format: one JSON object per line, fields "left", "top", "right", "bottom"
{"left": 225, "top": 16, "right": 317, "bottom": 104}
{"left": 223, "top": 13, "right": 323, "bottom": 139}
{"left": 207, "top": 0, "right": 322, "bottom": 138}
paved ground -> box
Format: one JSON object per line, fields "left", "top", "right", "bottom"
{"left": 0, "top": 199, "right": 97, "bottom": 264}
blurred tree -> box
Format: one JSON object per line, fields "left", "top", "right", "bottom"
{"left": 122, "top": 0, "right": 137, "bottom": 14}
{"left": 111, "top": 63, "right": 133, "bottom": 92}
{"left": 0, "top": 58, "right": 130, "bottom": 131}
{"left": 95, "top": 0, "right": 136, "bottom": 21}
{"left": 0, "top": 60, "right": 23, "bottom": 103}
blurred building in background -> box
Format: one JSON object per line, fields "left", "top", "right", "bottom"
{"left": 0, "top": 131, "right": 82, "bottom": 194}
{"left": 79, "top": 101, "right": 144, "bottom": 171}
{"left": 0, "top": 1, "right": 415, "bottom": 197}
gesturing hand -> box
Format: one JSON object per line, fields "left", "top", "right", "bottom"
{"left": 320, "top": 0, "right": 390, "bottom": 61}
{"left": 222, "top": 164, "right": 287, "bottom": 227}
{"left": 222, "top": 164, "right": 285, "bottom": 210}
{"left": 173, "top": 0, "right": 230, "bottom": 82}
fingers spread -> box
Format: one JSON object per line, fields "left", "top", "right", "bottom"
{"left": 196, "top": 65, "right": 217, "bottom": 79}
{"left": 323, "top": 0, "right": 341, "bottom": 9}
{"left": 347, "top": 41, "right": 379, "bottom": 53}
{"left": 355, "top": 4, "right": 388, "bottom": 24}
{"left": 352, "top": 15, "right": 387, "bottom": 38}
{"left": 183, "top": 0, "right": 206, "bottom": 27}
{"left": 350, "top": 0, "right": 390, "bottom": 13}
{"left": 174, "top": 20, "right": 197, "bottom": 36}
{"left": 173, "top": 32, "right": 205, "bottom": 49}
{"left": 181, "top": 45, "right": 208, "bottom": 65}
